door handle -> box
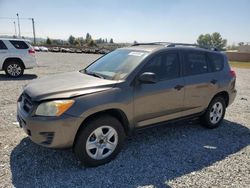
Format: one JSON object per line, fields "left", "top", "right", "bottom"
{"left": 210, "top": 79, "right": 218, "bottom": 85}
{"left": 174, "top": 85, "right": 184, "bottom": 91}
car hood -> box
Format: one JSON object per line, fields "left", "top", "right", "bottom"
{"left": 24, "top": 71, "right": 118, "bottom": 101}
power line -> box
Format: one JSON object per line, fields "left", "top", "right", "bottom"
{"left": 0, "top": 15, "right": 36, "bottom": 44}
{"left": 0, "top": 17, "right": 16, "bottom": 20}
{"left": 0, "top": 17, "right": 32, "bottom": 20}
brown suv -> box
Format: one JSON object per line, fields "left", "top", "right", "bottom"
{"left": 17, "top": 43, "right": 237, "bottom": 166}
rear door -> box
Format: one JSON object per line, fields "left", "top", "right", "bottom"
{"left": 181, "top": 50, "right": 219, "bottom": 116}
{"left": 134, "top": 50, "right": 185, "bottom": 127}
{"left": 0, "top": 40, "right": 8, "bottom": 68}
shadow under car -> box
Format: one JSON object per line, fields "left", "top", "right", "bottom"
{"left": 10, "top": 119, "right": 250, "bottom": 187}
{"left": 0, "top": 74, "right": 37, "bottom": 81}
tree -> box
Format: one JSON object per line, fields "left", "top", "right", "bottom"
{"left": 46, "top": 37, "right": 52, "bottom": 45}
{"left": 197, "top": 34, "right": 212, "bottom": 48}
{"left": 75, "top": 37, "right": 84, "bottom": 46}
{"left": 51, "top": 39, "right": 64, "bottom": 45}
{"left": 74, "top": 39, "right": 81, "bottom": 46}
{"left": 197, "top": 32, "right": 227, "bottom": 50}
{"left": 68, "top": 35, "right": 76, "bottom": 45}
{"left": 87, "top": 39, "right": 96, "bottom": 47}
{"left": 96, "top": 38, "right": 103, "bottom": 44}
{"left": 110, "top": 38, "right": 114, "bottom": 43}
{"left": 238, "top": 42, "right": 244, "bottom": 46}
{"left": 85, "top": 33, "right": 92, "bottom": 43}
{"left": 211, "top": 32, "right": 227, "bottom": 50}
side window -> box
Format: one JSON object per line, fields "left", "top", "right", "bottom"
{"left": 9, "top": 40, "right": 29, "bottom": 49}
{"left": 184, "top": 51, "right": 208, "bottom": 76}
{"left": 207, "top": 53, "right": 224, "bottom": 72}
{"left": 163, "top": 53, "right": 180, "bottom": 79}
{"left": 0, "top": 40, "right": 7, "bottom": 50}
{"left": 142, "top": 52, "right": 180, "bottom": 80}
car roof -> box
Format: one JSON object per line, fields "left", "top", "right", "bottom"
{"left": 122, "top": 44, "right": 165, "bottom": 52}
{"left": 0, "top": 38, "right": 30, "bottom": 42}
{"left": 122, "top": 43, "right": 222, "bottom": 54}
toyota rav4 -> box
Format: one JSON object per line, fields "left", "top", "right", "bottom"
{"left": 17, "top": 43, "right": 237, "bottom": 166}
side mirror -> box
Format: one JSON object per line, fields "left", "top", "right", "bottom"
{"left": 138, "top": 72, "right": 158, "bottom": 84}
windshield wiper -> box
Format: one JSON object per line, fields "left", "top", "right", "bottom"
{"left": 84, "top": 70, "right": 104, "bottom": 79}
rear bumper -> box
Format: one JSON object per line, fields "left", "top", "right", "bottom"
{"left": 17, "top": 102, "right": 82, "bottom": 149}
{"left": 228, "top": 89, "right": 237, "bottom": 106}
{"left": 24, "top": 56, "right": 37, "bottom": 68}
{"left": 24, "top": 60, "right": 37, "bottom": 68}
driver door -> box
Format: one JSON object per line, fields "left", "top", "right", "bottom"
{"left": 133, "top": 51, "right": 185, "bottom": 127}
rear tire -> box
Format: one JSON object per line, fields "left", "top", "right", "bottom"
{"left": 4, "top": 61, "right": 24, "bottom": 77}
{"left": 74, "top": 115, "right": 125, "bottom": 167}
{"left": 201, "top": 97, "right": 226, "bottom": 128}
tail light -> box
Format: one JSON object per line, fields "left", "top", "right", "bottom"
{"left": 28, "top": 48, "right": 35, "bottom": 55}
{"left": 229, "top": 69, "right": 236, "bottom": 90}
{"left": 229, "top": 69, "right": 236, "bottom": 77}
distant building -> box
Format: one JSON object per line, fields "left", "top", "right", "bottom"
{"left": 238, "top": 43, "right": 250, "bottom": 53}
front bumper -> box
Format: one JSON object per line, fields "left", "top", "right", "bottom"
{"left": 17, "top": 101, "right": 82, "bottom": 149}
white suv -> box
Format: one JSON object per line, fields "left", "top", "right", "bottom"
{"left": 0, "top": 38, "right": 37, "bottom": 77}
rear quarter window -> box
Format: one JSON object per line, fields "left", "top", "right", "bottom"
{"left": 9, "top": 40, "right": 29, "bottom": 49}
{"left": 207, "top": 53, "right": 224, "bottom": 72}
{"left": 0, "top": 40, "right": 8, "bottom": 50}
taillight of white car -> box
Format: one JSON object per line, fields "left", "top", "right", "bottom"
{"left": 28, "top": 48, "right": 36, "bottom": 55}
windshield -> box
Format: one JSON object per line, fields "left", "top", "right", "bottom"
{"left": 83, "top": 49, "right": 149, "bottom": 80}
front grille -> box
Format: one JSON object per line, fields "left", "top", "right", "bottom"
{"left": 20, "top": 93, "right": 33, "bottom": 113}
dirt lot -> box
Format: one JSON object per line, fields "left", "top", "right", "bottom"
{"left": 0, "top": 52, "right": 249, "bottom": 188}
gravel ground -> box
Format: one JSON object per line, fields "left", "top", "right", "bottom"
{"left": 0, "top": 52, "right": 249, "bottom": 188}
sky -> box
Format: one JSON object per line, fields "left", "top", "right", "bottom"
{"left": 0, "top": 0, "right": 249, "bottom": 44}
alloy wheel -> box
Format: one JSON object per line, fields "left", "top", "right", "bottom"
{"left": 209, "top": 102, "right": 223, "bottom": 124}
{"left": 86, "top": 125, "right": 118, "bottom": 160}
{"left": 7, "top": 64, "right": 22, "bottom": 77}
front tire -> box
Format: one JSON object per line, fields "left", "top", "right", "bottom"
{"left": 201, "top": 97, "right": 226, "bottom": 128}
{"left": 74, "top": 115, "right": 125, "bottom": 167}
{"left": 4, "top": 61, "right": 24, "bottom": 77}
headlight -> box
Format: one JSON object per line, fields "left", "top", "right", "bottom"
{"left": 35, "top": 100, "right": 75, "bottom": 116}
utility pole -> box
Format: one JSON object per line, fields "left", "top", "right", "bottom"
{"left": 31, "top": 18, "right": 36, "bottom": 44}
{"left": 13, "top": 21, "right": 17, "bottom": 37}
{"left": 16, "top": 13, "right": 21, "bottom": 38}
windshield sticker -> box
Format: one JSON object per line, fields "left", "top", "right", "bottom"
{"left": 128, "top": 52, "right": 145, "bottom": 56}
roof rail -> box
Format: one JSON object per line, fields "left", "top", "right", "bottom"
{"left": 167, "top": 43, "right": 219, "bottom": 51}
{"left": 131, "top": 42, "right": 168, "bottom": 46}
{"left": 131, "top": 42, "right": 219, "bottom": 51}
{"left": 166, "top": 43, "right": 198, "bottom": 47}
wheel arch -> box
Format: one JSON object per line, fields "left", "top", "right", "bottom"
{"left": 211, "top": 91, "right": 229, "bottom": 107}
{"left": 73, "top": 108, "right": 130, "bottom": 147}
{"left": 2, "top": 57, "right": 25, "bottom": 70}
